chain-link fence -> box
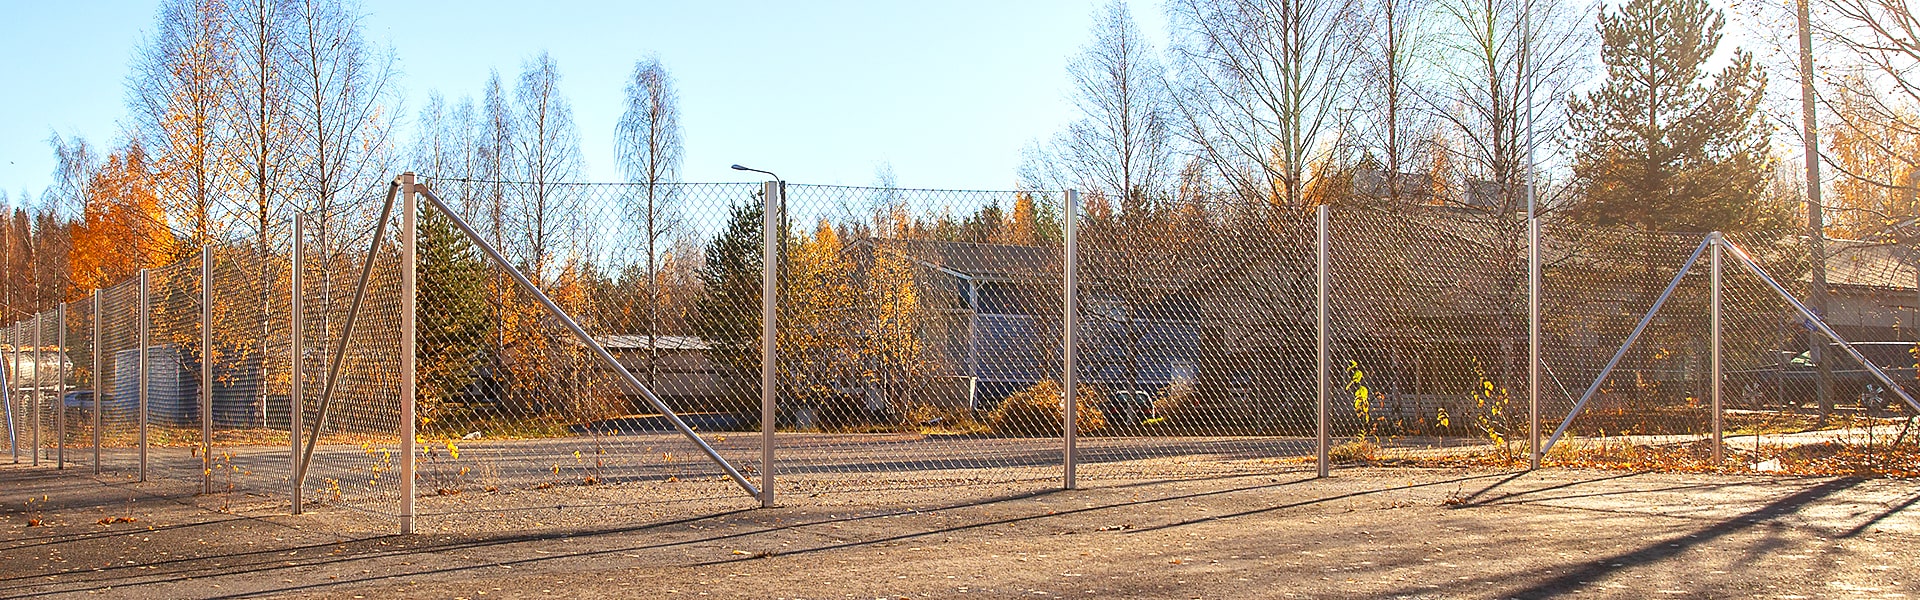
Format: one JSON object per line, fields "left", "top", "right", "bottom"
{"left": 402, "top": 178, "right": 762, "bottom": 525}
{"left": 4, "top": 172, "right": 1915, "bottom": 534}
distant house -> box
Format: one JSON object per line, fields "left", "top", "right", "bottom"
{"left": 1787, "top": 240, "right": 1918, "bottom": 394}
{"left": 1353, "top": 168, "right": 1437, "bottom": 205}
{"left": 586, "top": 334, "right": 739, "bottom": 413}
{"left": 1819, "top": 240, "right": 1918, "bottom": 344}
{"left": 848, "top": 238, "right": 1205, "bottom": 413}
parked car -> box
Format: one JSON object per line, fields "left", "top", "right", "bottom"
{"left": 61, "top": 390, "right": 93, "bottom": 411}
{"left": 60, "top": 389, "right": 137, "bottom": 417}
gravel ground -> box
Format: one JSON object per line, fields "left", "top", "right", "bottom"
{"left": 2, "top": 460, "right": 1917, "bottom": 599}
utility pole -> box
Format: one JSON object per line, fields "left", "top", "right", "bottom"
{"left": 1797, "top": 0, "right": 1832, "bottom": 426}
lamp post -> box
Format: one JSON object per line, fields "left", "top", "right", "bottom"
{"left": 731, "top": 164, "right": 781, "bottom": 182}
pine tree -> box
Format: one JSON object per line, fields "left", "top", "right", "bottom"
{"left": 1566, "top": 0, "right": 1778, "bottom": 234}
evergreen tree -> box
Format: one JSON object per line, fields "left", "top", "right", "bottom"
{"left": 416, "top": 207, "right": 492, "bottom": 418}
{"left": 1566, "top": 0, "right": 1777, "bottom": 234}
{"left": 694, "top": 201, "right": 764, "bottom": 384}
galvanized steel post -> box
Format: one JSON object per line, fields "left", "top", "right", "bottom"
{"left": 139, "top": 268, "right": 150, "bottom": 482}
{"left": 5, "top": 322, "right": 15, "bottom": 464}
{"left": 1063, "top": 189, "right": 1080, "bottom": 490}
{"left": 1529, "top": 217, "right": 1542, "bottom": 470}
{"left": 201, "top": 245, "right": 213, "bottom": 493}
{"left": 1710, "top": 233, "right": 1724, "bottom": 465}
{"left": 33, "top": 313, "right": 42, "bottom": 466}
{"left": 290, "top": 213, "right": 304, "bottom": 514}
{"left": 1316, "top": 205, "right": 1330, "bottom": 479}
{"left": 759, "top": 180, "right": 779, "bottom": 508}
{"left": 56, "top": 304, "right": 65, "bottom": 469}
{"left": 92, "top": 290, "right": 101, "bottom": 473}
{"left": 400, "top": 173, "right": 419, "bottom": 533}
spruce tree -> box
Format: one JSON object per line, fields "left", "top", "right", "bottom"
{"left": 1567, "top": 0, "right": 1777, "bottom": 234}
{"left": 416, "top": 208, "right": 492, "bottom": 419}
{"left": 693, "top": 201, "right": 764, "bottom": 384}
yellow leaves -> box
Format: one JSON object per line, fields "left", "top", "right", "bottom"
{"left": 1345, "top": 360, "right": 1373, "bottom": 431}
{"left": 446, "top": 441, "right": 459, "bottom": 460}
{"left": 1435, "top": 407, "right": 1450, "bottom": 428}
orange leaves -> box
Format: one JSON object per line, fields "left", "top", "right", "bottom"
{"left": 69, "top": 144, "right": 177, "bottom": 296}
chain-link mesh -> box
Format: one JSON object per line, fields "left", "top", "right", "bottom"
{"left": 205, "top": 244, "right": 293, "bottom": 498}
{"left": 93, "top": 277, "right": 142, "bottom": 480}
{"left": 1539, "top": 223, "right": 1715, "bottom": 464}
{"left": 294, "top": 197, "right": 407, "bottom": 516}
{"left": 402, "top": 178, "right": 762, "bottom": 526}
{"left": 1065, "top": 195, "right": 1316, "bottom": 479}
{"left": 65, "top": 299, "right": 93, "bottom": 471}
{"left": 766, "top": 184, "right": 1066, "bottom": 495}
{"left": 141, "top": 258, "right": 204, "bottom": 484}
{"left": 1720, "top": 233, "right": 1918, "bottom": 475}
{"left": 1323, "top": 206, "right": 1531, "bottom": 464}
{"left": 3, "top": 324, "right": 21, "bottom": 465}
{"left": 34, "top": 310, "right": 64, "bottom": 467}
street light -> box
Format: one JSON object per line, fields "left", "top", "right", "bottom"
{"left": 731, "top": 164, "right": 781, "bottom": 181}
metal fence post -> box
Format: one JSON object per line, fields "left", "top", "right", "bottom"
{"left": 6, "top": 322, "right": 15, "bottom": 464}
{"left": 1316, "top": 204, "right": 1330, "bottom": 479}
{"left": 92, "top": 290, "right": 101, "bottom": 474}
{"left": 1528, "top": 216, "right": 1542, "bottom": 470}
{"left": 1710, "top": 233, "right": 1723, "bottom": 465}
{"left": 1063, "top": 189, "right": 1080, "bottom": 491}
{"left": 201, "top": 245, "right": 213, "bottom": 493}
{"left": 33, "top": 314, "right": 42, "bottom": 466}
{"left": 759, "top": 180, "right": 779, "bottom": 508}
{"left": 290, "top": 213, "right": 304, "bottom": 514}
{"left": 400, "top": 173, "right": 418, "bottom": 533}
{"left": 139, "top": 268, "right": 150, "bottom": 482}
{"left": 56, "top": 304, "right": 65, "bottom": 469}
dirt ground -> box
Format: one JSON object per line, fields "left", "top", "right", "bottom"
{"left": 1, "top": 463, "right": 1916, "bottom": 599}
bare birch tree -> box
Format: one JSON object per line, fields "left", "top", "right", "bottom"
{"left": 1360, "top": 0, "right": 1432, "bottom": 205}
{"left": 614, "top": 56, "right": 685, "bottom": 387}
{"left": 1424, "top": 0, "right": 1590, "bottom": 211}
{"left": 131, "top": 0, "right": 236, "bottom": 250}
{"left": 510, "top": 51, "right": 582, "bottom": 284}
{"left": 228, "top": 0, "right": 292, "bottom": 251}
{"left": 286, "top": 0, "right": 395, "bottom": 256}
{"left": 1167, "top": 0, "right": 1367, "bottom": 208}
{"left": 1804, "top": 0, "right": 1920, "bottom": 237}
{"left": 1058, "top": 1, "right": 1175, "bottom": 202}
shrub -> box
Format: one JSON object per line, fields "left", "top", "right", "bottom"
{"left": 986, "top": 380, "right": 1106, "bottom": 436}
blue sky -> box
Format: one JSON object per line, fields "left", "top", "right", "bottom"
{"left": 0, "top": 1, "right": 1169, "bottom": 201}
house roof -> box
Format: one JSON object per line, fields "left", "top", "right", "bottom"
{"left": 1822, "top": 240, "right": 1917, "bottom": 292}
{"left": 875, "top": 238, "right": 1060, "bottom": 281}
{"left": 591, "top": 335, "right": 712, "bottom": 351}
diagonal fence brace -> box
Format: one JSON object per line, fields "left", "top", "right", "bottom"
{"left": 296, "top": 180, "right": 402, "bottom": 491}
{"left": 1542, "top": 236, "right": 1713, "bottom": 456}
{"left": 413, "top": 182, "right": 762, "bottom": 499}
{"left": 1720, "top": 238, "right": 1920, "bottom": 414}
